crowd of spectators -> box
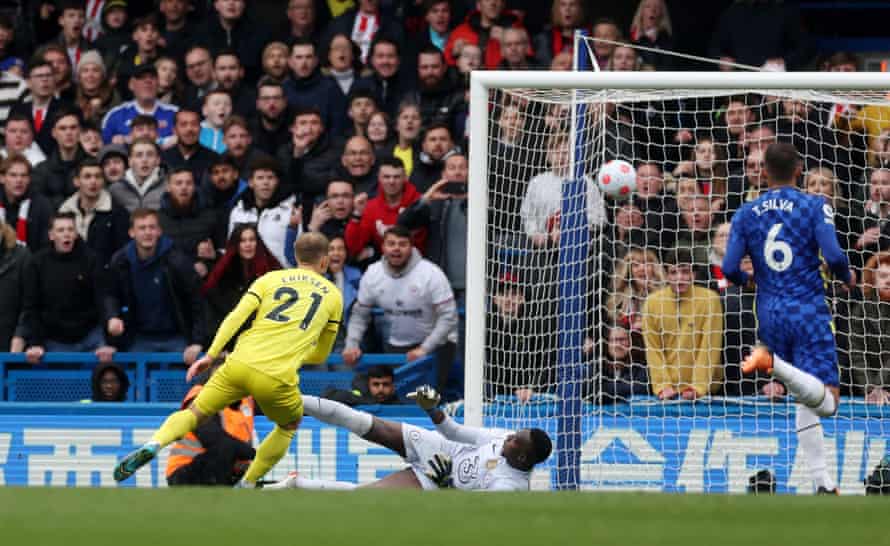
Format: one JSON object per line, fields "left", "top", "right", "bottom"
{"left": 0, "top": 0, "right": 884, "bottom": 405}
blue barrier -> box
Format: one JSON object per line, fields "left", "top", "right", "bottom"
{"left": 0, "top": 400, "right": 885, "bottom": 492}
{"left": 0, "top": 352, "right": 436, "bottom": 402}
{"left": 7, "top": 370, "right": 136, "bottom": 402}
{"left": 299, "top": 371, "right": 355, "bottom": 397}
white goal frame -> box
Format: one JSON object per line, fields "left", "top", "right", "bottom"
{"left": 464, "top": 70, "right": 890, "bottom": 428}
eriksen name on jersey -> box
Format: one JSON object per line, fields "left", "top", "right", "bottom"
{"left": 752, "top": 199, "right": 795, "bottom": 216}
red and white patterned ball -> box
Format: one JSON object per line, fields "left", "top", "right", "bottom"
{"left": 596, "top": 159, "right": 637, "bottom": 197}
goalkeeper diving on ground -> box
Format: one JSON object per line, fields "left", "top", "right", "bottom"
{"left": 266, "top": 385, "right": 552, "bottom": 491}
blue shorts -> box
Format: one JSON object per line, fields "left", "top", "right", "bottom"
{"left": 756, "top": 296, "right": 839, "bottom": 387}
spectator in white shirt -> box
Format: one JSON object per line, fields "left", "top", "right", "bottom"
{"left": 342, "top": 225, "right": 458, "bottom": 390}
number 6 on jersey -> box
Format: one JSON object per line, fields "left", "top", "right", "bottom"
{"left": 765, "top": 223, "right": 793, "bottom": 272}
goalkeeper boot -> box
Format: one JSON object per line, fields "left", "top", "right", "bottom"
{"left": 742, "top": 346, "right": 774, "bottom": 375}
{"left": 817, "top": 486, "right": 840, "bottom": 495}
{"left": 113, "top": 441, "right": 160, "bottom": 482}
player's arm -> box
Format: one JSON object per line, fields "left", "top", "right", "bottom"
{"left": 722, "top": 213, "right": 750, "bottom": 287}
{"left": 187, "top": 288, "right": 262, "bottom": 381}
{"left": 206, "top": 288, "right": 263, "bottom": 358}
{"left": 814, "top": 203, "right": 854, "bottom": 285}
{"left": 409, "top": 385, "right": 503, "bottom": 445}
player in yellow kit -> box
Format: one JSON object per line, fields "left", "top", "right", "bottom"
{"left": 113, "top": 232, "right": 343, "bottom": 486}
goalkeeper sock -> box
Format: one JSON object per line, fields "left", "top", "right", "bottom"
{"left": 796, "top": 404, "right": 836, "bottom": 492}
{"left": 244, "top": 425, "right": 295, "bottom": 484}
{"left": 294, "top": 476, "right": 357, "bottom": 491}
{"left": 151, "top": 409, "right": 198, "bottom": 447}
{"left": 302, "top": 395, "right": 373, "bottom": 436}
{"left": 770, "top": 354, "right": 833, "bottom": 411}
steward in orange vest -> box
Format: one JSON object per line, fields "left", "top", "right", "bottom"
{"left": 166, "top": 382, "right": 256, "bottom": 486}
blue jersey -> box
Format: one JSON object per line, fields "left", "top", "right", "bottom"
{"left": 723, "top": 186, "right": 851, "bottom": 301}
{"left": 101, "top": 100, "right": 178, "bottom": 144}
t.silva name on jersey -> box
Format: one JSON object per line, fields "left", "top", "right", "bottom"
{"left": 752, "top": 198, "right": 794, "bottom": 216}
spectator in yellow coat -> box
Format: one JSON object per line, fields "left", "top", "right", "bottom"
{"left": 642, "top": 247, "right": 724, "bottom": 400}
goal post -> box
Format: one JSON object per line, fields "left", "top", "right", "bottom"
{"left": 467, "top": 68, "right": 890, "bottom": 492}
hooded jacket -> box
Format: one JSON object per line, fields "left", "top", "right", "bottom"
{"left": 345, "top": 248, "right": 457, "bottom": 353}
{"left": 104, "top": 236, "right": 207, "bottom": 349}
{"left": 344, "top": 180, "right": 425, "bottom": 257}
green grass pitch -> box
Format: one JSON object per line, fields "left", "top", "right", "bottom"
{"left": 0, "top": 487, "right": 887, "bottom": 546}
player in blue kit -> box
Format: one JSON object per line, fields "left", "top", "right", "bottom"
{"left": 723, "top": 142, "right": 855, "bottom": 494}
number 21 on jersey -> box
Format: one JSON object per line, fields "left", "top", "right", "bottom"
{"left": 265, "top": 287, "right": 323, "bottom": 330}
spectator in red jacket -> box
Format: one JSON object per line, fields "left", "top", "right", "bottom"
{"left": 443, "top": 0, "right": 528, "bottom": 69}
{"left": 345, "top": 156, "right": 425, "bottom": 260}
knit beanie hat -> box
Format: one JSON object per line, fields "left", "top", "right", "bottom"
{"left": 78, "top": 50, "right": 106, "bottom": 75}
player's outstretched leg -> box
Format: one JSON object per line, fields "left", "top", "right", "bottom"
{"left": 743, "top": 346, "right": 836, "bottom": 415}
{"left": 744, "top": 346, "right": 838, "bottom": 492}
{"left": 114, "top": 408, "right": 200, "bottom": 482}
{"left": 302, "top": 395, "right": 406, "bottom": 456}
{"left": 265, "top": 471, "right": 358, "bottom": 491}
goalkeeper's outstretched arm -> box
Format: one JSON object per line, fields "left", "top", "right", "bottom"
{"left": 409, "top": 385, "right": 501, "bottom": 445}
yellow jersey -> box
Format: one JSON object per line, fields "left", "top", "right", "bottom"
{"left": 207, "top": 268, "right": 343, "bottom": 384}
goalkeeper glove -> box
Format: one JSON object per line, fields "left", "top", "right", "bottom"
{"left": 425, "top": 454, "right": 453, "bottom": 489}
{"left": 407, "top": 384, "right": 441, "bottom": 411}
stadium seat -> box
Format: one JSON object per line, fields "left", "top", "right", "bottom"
{"left": 148, "top": 371, "right": 192, "bottom": 403}
{"left": 7, "top": 370, "right": 135, "bottom": 402}
{"left": 299, "top": 371, "right": 355, "bottom": 397}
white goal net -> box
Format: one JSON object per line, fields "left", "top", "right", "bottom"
{"left": 466, "top": 70, "right": 890, "bottom": 493}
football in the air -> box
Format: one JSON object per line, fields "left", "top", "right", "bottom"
{"left": 597, "top": 159, "right": 637, "bottom": 197}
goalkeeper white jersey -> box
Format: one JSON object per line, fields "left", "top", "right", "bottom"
{"left": 449, "top": 435, "right": 531, "bottom": 491}
{"left": 405, "top": 418, "right": 532, "bottom": 491}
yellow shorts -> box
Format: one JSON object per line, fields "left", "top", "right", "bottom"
{"left": 192, "top": 357, "right": 303, "bottom": 426}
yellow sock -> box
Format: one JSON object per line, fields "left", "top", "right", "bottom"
{"left": 151, "top": 409, "right": 199, "bottom": 447}
{"left": 243, "top": 425, "right": 295, "bottom": 483}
